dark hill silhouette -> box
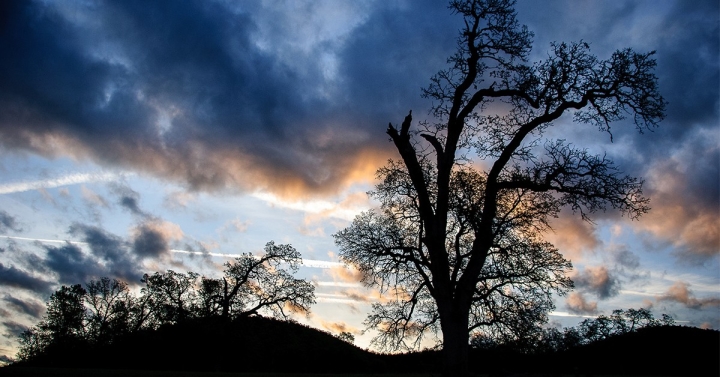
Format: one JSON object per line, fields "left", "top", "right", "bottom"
{"left": 553, "top": 325, "right": 720, "bottom": 376}
{"left": 488, "top": 325, "right": 719, "bottom": 376}
{"left": 12, "top": 316, "right": 382, "bottom": 373}
{"left": 6, "top": 319, "right": 719, "bottom": 376}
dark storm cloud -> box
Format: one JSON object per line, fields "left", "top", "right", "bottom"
{"left": 110, "top": 183, "right": 147, "bottom": 217}
{"left": 0, "top": 211, "right": 21, "bottom": 233}
{"left": 571, "top": 266, "right": 619, "bottom": 299}
{"left": 0, "top": 0, "right": 417, "bottom": 196}
{"left": 2, "top": 294, "right": 44, "bottom": 318}
{"left": 0, "top": 1, "right": 152, "bottom": 145}
{"left": 612, "top": 247, "right": 640, "bottom": 270}
{"left": 0, "top": 262, "right": 53, "bottom": 293}
{"left": 120, "top": 196, "right": 144, "bottom": 216}
{"left": 517, "top": 0, "right": 718, "bottom": 174}
{"left": 42, "top": 230, "right": 143, "bottom": 286}
{"left": 652, "top": 1, "right": 719, "bottom": 131}
{"left": 2, "top": 321, "right": 29, "bottom": 338}
{"left": 43, "top": 242, "right": 104, "bottom": 285}
{"left": 518, "top": 0, "right": 718, "bottom": 142}
{"left": 0, "top": 0, "right": 716, "bottom": 205}
{"left": 336, "top": 0, "right": 455, "bottom": 118}
{"left": 132, "top": 223, "right": 170, "bottom": 259}
{"left": 622, "top": 1, "right": 718, "bottom": 246}
{"left": 69, "top": 224, "right": 143, "bottom": 283}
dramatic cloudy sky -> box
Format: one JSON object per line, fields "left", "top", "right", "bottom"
{"left": 0, "top": 0, "right": 718, "bottom": 362}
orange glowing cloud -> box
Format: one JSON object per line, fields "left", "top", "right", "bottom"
{"left": 565, "top": 292, "right": 598, "bottom": 314}
{"left": 80, "top": 186, "right": 109, "bottom": 208}
{"left": 544, "top": 213, "right": 601, "bottom": 260}
{"left": 318, "top": 319, "right": 360, "bottom": 335}
{"left": 658, "top": 282, "right": 720, "bottom": 309}
{"left": 17, "top": 125, "right": 394, "bottom": 201}
{"left": 328, "top": 264, "right": 365, "bottom": 284}
{"left": 636, "top": 148, "right": 719, "bottom": 258}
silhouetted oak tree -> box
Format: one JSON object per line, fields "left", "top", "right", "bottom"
{"left": 136, "top": 241, "right": 315, "bottom": 324}
{"left": 85, "top": 277, "right": 133, "bottom": 343}
{"left": 141, "top": 270, "right": 200, "bottom": 325}
{"left": 17, "top": 284, "right": 88, "bottom": 361}
{"left": 334, "top": 0, "right": 664, "bottom": 375}
{"left": 198, "top": 241, "right": 316, "bottom": 319}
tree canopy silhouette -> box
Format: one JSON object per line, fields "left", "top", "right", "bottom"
{"left": 197, "top": 241, "right": 315, "bottom": 320}
{"left": 334, "top": 0, "right": 665, "bottom": 375}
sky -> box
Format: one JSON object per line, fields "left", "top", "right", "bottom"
{"left": 0, "top": 0, "right": 718, "bottom": 363}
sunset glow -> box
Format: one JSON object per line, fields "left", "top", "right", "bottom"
{"left": 0, "top": 0, "right": 717, "bottom": 364}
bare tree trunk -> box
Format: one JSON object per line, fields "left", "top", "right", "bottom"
{"left": 440, "top": 307, "right": 470, "bottom": 377}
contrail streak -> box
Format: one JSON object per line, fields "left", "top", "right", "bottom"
{"left": 0, "top": 235, "right": 87, "bottom": 245}
{"left": 0, "top": 172, "right": 122, "bottom": 194}
{"left": 314, "top": 281, "right": 363, "bottom": 288}
{"left": 0, "top": 235, "right": 345, "bottom": 268}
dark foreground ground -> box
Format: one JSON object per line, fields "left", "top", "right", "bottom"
{"left": 0, "top": 369, "right": 703, "bottom": 377}
{"left": 4, "top": 317, "right": 718, "bottom": 376}
{"left": 1, "top": 370, "right": 437, "bottom": 377}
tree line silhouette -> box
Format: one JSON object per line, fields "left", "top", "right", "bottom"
{"left": 16, "top": 241, "right": 316, "bottom": 362}
{"left": 13, "top": 288, "right": 718, "bottom": 377}
{"left": 469, "top": 307, "right": 675, "bottom": 353}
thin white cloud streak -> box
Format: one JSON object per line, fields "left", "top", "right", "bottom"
{"left": 314, "top": 281, "right": 363, "bottom": 288}
{"left": 549, "top": 311, "right": 598, "bottom": 319}
{"left": 0, "top": 235, "right": 345, "bottom": 269}
{"left": 0, "top": 172, "right": 122, "bottom": 194}
{"left": 316, "top": 297, "right": 363, "bottom": 304}
{"left": 172, "top": 249, "right": 346, "bottom": 269}
{"left": 169, "top": 249, "right": 248, "bottom": 258}
{"left": 0, "top": 235, "right": 87, "bottom": 245}
{"left": 316, "top": 292, "right": 365, "bottom": 304}
{"left": 619, "top": 289, "right": 663, "bottom": 297}
{"left": 302, "top": 259, "right": 346, "bottom": 269}
{"left": 251, "top": 191, "right": 370, "bottom": 221}
{"left": 658, "top": 273, "right": 720, "bottom": 294}
{"left": 549, "top": 310, "right": 690, "bottom": 323}
{"left": 252, "top": 192, "right": 336, "bottom": 213}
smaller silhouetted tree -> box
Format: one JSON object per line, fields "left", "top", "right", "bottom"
{"left": 17, "top": 284, "right": 88, "bottom": 361}
{"left": 141, "top": 270, "right": 199, "bottom": 325}
{"left": 470, "top": 307, "right": 676, "bottom": 354}
{"left": 197, "top": 276, "right": 224, "bottom": 317}
{"left": 42, "top": 284, "right": 88, "bottom": 343}
{"left": 199, "top": 242, "right": 316, "bottom": 320}
{"left": 16, "top": 328, "right": 48, "bottom": 362}
{"left": 577, "top": 308, "right": 674, "bottom": 344}
{"left": 337, "top": 331, "right": 355, "bottom": 344}
{"left": 85, "top": 277, "right": 133, "bottom": 343}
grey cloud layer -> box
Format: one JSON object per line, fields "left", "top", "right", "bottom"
{"left": 0, "top": 0, "right": 717, "bottom": 258}
{"left": 0, "top": 211, "right": 22, "bottom": 233}
{"left": 0, "top": 262, "right": 53, "bottom": 293}
{"left": 2, "top": 295, "right": 44, "bottom": 319}
{"left": 571, "top": 266, "right": 620, "bottom": 300}
{"left": 0, "top": 0, "right": 454, "bottom": 196}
